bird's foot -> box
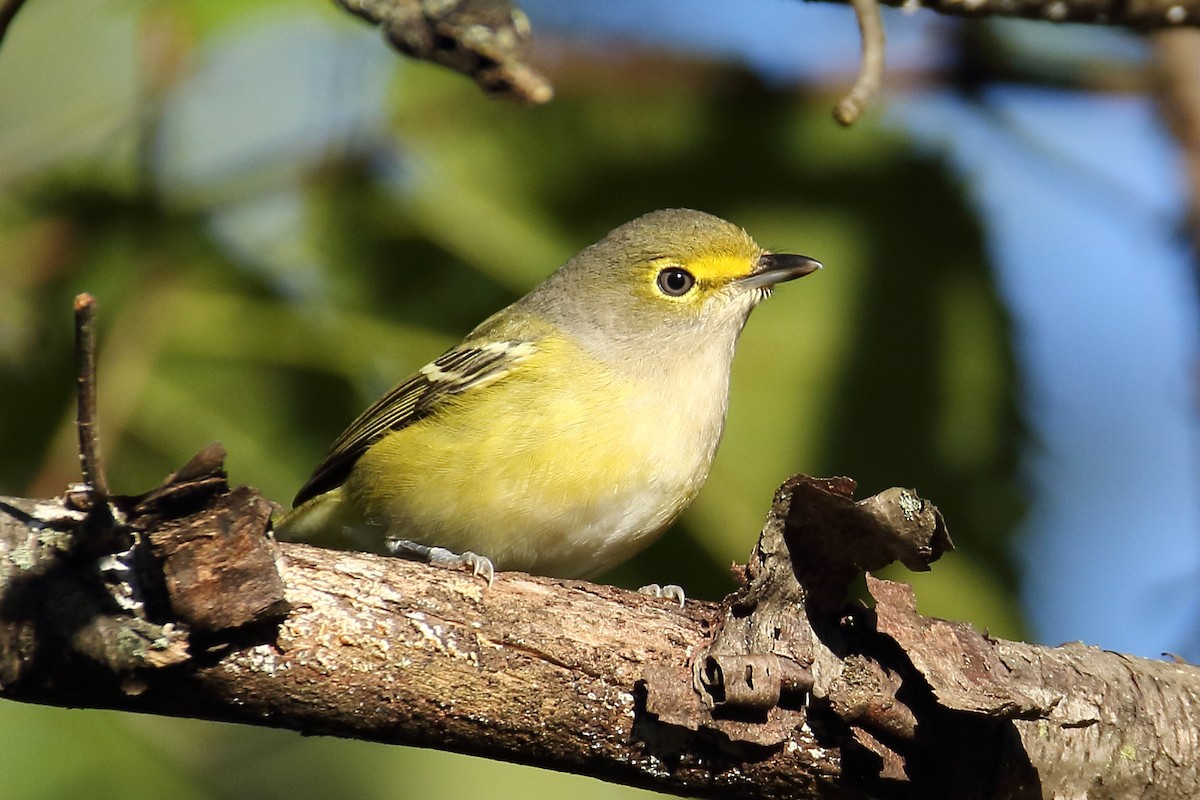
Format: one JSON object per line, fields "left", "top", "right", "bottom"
{"left": 638, "top": 583, "right": 685, "bottom": 608}
{"left": 386, "top": 538, "right": 495, "bottom": 587}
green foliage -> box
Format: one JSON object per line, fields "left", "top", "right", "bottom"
{"left": 0, "top": 1, "right": 1026, "bottom": 798}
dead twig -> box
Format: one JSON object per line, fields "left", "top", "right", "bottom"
{"left": 74, "top": 293, "right": 113, "bottom": 504}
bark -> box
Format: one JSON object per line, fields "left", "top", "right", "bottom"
{"left": 2, "top": 450, "right": 1199, "bottom": 800}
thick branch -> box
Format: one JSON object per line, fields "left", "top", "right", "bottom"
{"left": 3, "top": 460, "right": 1199, "bottom": 799}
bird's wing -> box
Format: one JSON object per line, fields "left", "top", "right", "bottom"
{"left": 292, "top": 339, "right": 539, "bottom": 507}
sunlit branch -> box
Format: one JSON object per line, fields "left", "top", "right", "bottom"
{"left": 834, "top": 0, "right": 886, "bottom": 126}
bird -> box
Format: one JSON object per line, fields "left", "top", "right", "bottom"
{"left": 275, "top": 209, "right": 820, "bottom": 590}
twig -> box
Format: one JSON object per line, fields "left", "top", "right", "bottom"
{"left": 74, "top": 293, "right": 111, "bottom": 501}
{"left": 834, "top": 0, "right": 887, "bottom": 126}
{"left": 0, "top": 0, "right": 28, "bottom": 50}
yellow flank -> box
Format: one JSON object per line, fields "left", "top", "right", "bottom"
{"left": 276, "top": 208, "right": 821, "bottom": 582}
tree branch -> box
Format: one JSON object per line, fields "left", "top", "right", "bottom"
{"left": 333, "top": 0, "right": 553, "bottom": 103}
{"left": 828, "top": 0, "right": 1200, "bottom": 27}
{"left": 73, "top": 294, "right": 112, "bottom": 505}
{"left": 1153, "top": 30, "right": 1200, "bottom": 273}
{"left": 321, "top": 0, "right": 1200, "bottom": 136}
{"left": 0, "top": 0, "right": 28, "bottom": 51}
{"left": 324, "top": 0, "right": 1200, "bottom": 111}
{"left": 834, "top": 0, "right": 887, "bottom": 126}
{"left": 3, "top": 453, "right": 1199, "bottom": 799}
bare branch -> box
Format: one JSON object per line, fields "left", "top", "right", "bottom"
{"left": 73, "top": 293, "right": 110, "bottom": 501}
{"left": 818, "top": 0, "right": 1200, "bottom": 28}
{"left": 835, "top": 0, "right": 887, "bottom": 126}
{"left": 3, "top": 459, "right": 1199, "bottom": 798}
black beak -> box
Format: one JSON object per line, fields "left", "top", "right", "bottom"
{"left": 739, "top": 253, "right": 823, "bottom": 290}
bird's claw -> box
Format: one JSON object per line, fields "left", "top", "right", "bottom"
{"left": 433, "top": 549, "right": 494, "bottom": 588}
{"left": 638, "top": 583, "right": 686, "bottom": 608}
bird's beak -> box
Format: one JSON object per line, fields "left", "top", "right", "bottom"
{"left": 738, "top": 253, "right": 823, "bottom": 290}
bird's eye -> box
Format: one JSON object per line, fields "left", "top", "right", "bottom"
{"left": 656, "top": 267, "right": 696, "bottom": 297}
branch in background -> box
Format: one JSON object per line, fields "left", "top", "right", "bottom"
{"left": 0, "top": 0, "right": 27, "bottom": 50}
{"left": 324, "top": 0, "right": 1200, "bottom": 116}
{"left": 834, "top": 0, "right": 887, "bottom": 126}
{"left": 1153, "top": 30, "right": 1200, "bottom": 266}
{"left": 818, "top": 0, "right": 1200, "bottom": 28}
{"left": 334, "top": 0, "right": 553, "bottom": 103}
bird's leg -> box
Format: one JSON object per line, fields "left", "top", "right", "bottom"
{"left": 386, "top": 537, "right": 495, "bottom": 587}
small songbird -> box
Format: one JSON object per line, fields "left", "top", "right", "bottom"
{"left": 275, "top": 209, "right": 820, "bottom": 587}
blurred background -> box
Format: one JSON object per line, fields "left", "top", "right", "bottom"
{"left": 2, "top": 0, "right": 1199, "bottom": 797}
